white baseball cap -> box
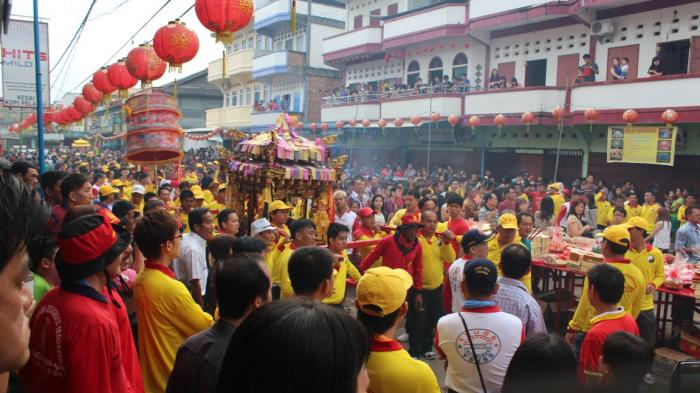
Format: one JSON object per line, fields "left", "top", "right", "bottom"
{"left": 131, "top": 184, "right": 146, "bottom": 195}
{"left": 251, "top": 218, "right": 276, "bottom": 237}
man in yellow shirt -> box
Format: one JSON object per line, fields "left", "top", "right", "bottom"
{"left": 624, "top": 192, "right": 642, "bottom": 219}
{"left": 353, "top": 207, "right": 386, "bottom": 266}
{"left": 207, "top": 184, "right": 227, "bottom": 216}
{"left": 323, "top": 223, "right": 362, "bottom": 307}
{"left": 177, "top": 190, "right": 195, "bottom": 233}
{"left": 607, "top": 195, "right": 628, "bottom": 224}
{"left": 201, "top": 176, "right": 215, "bottom": 205}
{"left": 548, "top": 183, "right": 566, "bottom": 215}
{"left": 269, "top": 200, "right": 292, "bottom": 241}
{"left": 355, "top": 267, "right": 441, "bottom": 393}
{"left": 624, "top": 217, "right": 664, "bottom": 348}
{"left": 133, "top": 210, "right": 213, "bottom": 393}
{"left": 677, "top": 193, "right": 695, "bottom": 224}
{"left": 595, "top": 191, "right": 612, "bottom": 228}
{"left": 273, "top": 219, "right": 317, "bottom": 300}
{"left": 487, "top": 213, "right": 531, "bottom": 292}
{"left": 565, "top": 225, "right": 645, "bottom": 349}
{"left": 415, "top": 210, "right": 456, "bottom": 359}
{"left": 641, "top": 192, "right": 661, "bottom": 225}
{"left": 251, "top": 218, "right": 278, "bottom": 273}
{"left": 389, "top": 189, "right": 421, "bottom": 227}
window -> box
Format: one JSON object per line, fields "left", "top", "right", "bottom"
{"left": 256, "top": 35, "right": 263, "bottom": 50}
{"left": 239, "top": 88, "right": 245, "bottom": 106}
{"left": 248, "top": 37, "right": 254, "bottom": 49}
{"left": 231, "top": 91, "right": 237, "bottom": 107}
{"left": 224, "top": 93, "right": 229, "bottom": 107}
{"left": 388, "top": 3, "right": 398, "bottom": 15}
{"left": 246, "top": 88, "right": 252, "bottom": 106}
{"left": 285, "top": 38, "right": 293, "bottom": 50}
{"left": 406, "top": 60, "right": 420, "bottom": 86}
{"left": 233, "top": 41, "right": 239, "bottom": 51}
{"left": 354, "top": 15, "right": 363, "bottom": 29}
{"left": 254, "top": 85, "right": 261, "bottom": 104}
{"left": 452, "top": 53, "right": 468, "bottom": 80}
{"left": 428, "top": 56, "right": 443, "bottom": 82}
{"left": 295, "top": 33, "right": 304, "bottom": 51}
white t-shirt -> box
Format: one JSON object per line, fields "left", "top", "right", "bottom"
{"left": 173, "top": 232, "right": 208, "bottom": 295}
{"left": 335, "top": 210, "right": 358, "bottom": 242}
{"left": 437, "top": 308, "right": 524, "bottom": 393}
{"left": 653, "top": 221, "right": 672, "bottom": 250}
{"left": 447, "top": 257, "right": 471, "bottom": 312}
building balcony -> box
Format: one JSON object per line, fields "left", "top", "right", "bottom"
{"left": 320, "top": 94, "right": 382, "bottom": 122}
{"left": 381, "top": 91, "right": 464, "bottom": 120}
{"left": 250, "top": 110, "right": 304, "bottom": 130}
{"left": 464, "top": 87, "right": 566, "bottom": 121}
{"left": 205, "top": 106, "right": 252, "bottom": 129}
{"left": 323, "top": 27, "right": 383, "bottom": 67}
{"left": 207, "top": 49, "right": 254, "bottom": 84}
{"left": 252, "top": 50, "right": 306, "bottom": 80}
{"left": 382, "top": 2, "right": 468, "bottom": 49}
{"left": 254, "top": 0, "right": 345, "bottom": 35}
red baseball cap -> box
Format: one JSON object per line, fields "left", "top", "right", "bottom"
{"left": 358, "top": 207, "right": 374, "bottom": 218}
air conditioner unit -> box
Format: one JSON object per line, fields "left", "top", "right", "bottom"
{"left": 591, "top": 21, "right": 615, "bottom": 37}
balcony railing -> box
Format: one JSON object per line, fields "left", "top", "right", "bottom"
{"left": 207, "top": 49, "right": 254, "bottom": 83}
{"left": 323, "top": 27, "right": 383, "bottom": 64}
{"left": 464, "top": 86, "right": 566, "bottom": 116}
{"left": 252, "top": 50, "right": 306, "bottom": 79}
{"left": 205, "top": 106, "right": 253, "bottom": 128}
{"left": 382, "top": 2, "right": 468, "bottom": 48}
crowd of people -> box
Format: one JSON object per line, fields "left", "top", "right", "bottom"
{"left": 1, "top": 145, "right": 697, "bottom": 393}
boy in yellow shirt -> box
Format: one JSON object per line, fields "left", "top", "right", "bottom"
{"left": 487, "top": 213, "right": 530, "bottom": 292}
{"left": 356, "top": 267, "right": 441, "bottom": 393}
{"left": 323, "top": 223, "right": 362, "bottom": 307}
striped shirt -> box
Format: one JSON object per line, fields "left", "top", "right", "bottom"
{"left": 675, "top": 222, "right": 700, "bottom": 262}
{"left": 494, "top": 277, "right": 547, "bottom": 337}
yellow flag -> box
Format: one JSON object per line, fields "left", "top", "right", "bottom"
{"left": 291, "top": 1, "right": 297, "bottom": 32}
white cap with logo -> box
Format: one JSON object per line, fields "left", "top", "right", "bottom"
{"left": 251, "top": 218, "right": 277, "bottom": 237}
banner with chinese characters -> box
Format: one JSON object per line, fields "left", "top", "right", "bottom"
{"left": 607, "top": 126, "right": 677, "bottom": 166}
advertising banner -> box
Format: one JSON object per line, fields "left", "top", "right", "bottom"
{"left": 607, "top": 126, "right": 677, "bottom": 166}
{"left": 1, "top": 19, "right": 50, "bottom": 108}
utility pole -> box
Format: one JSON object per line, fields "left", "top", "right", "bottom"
{"left": 33, "top": 0, "right": 45, "bottom": 173}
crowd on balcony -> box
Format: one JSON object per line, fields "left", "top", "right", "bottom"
{"left": 253, "top": 97, "right": 289, "bottom": 113}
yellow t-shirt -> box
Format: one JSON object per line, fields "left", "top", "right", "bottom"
{"left": 626, "top": 244, "right": 665, "bottom": 310}
{"left": 274, "top": 243, "right": 296, "bottom": 299}
{"left": 641, "top": 203, "right": 661, "bottom": 226}
{"left": 203, "top": 190, "right": 215, "bottom": 205}
{"left": 353, "top": 228, "right": 386, "bottom": 268}
{"left": 624, "top": 204, "right": 642, "bottom": 219}
{"left": 487, "top": 235, "right": 531, "bottom": 293}
{"left": 323, "top": 251, "right": 362, "bottom": 305}
{"left": 133, "top": 266, "right": 213, "bottom": 393}
{"left": 418, "top": 234, "right": 456, "bottom": 291}
{"left": 567, "top": 259, "right": 646, "bottom": 333}
{"left": 367, "top": 339, "right": 441, "bottom": 393}
{"left": 207, "top": 201, "right": 226, "bottom": 216}
{"left": 551, "top": 193, "right": 565, "bottom": 216}
{"left": 678, "top": 205, "right": 688, "bottom": 224}
{"left": 595, "top": 194, "right": 611, "bottom": 227}
{"left": 388, "top": 209, "right": 421, "bottom": 227}
{"left": 179, "top": 211, "right": 190, "bottom": 233}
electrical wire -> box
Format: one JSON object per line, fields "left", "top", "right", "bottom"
{"left": 61, "top": 0, "right": 192, "bottom": 97}
{"left": 50, "top": 0, "right": 99, "bottom": 73}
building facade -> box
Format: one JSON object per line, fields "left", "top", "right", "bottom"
{"left": 206, "top": 0, "right": 346, "bottom": 132}
{"left": 320, "top": 0, "right": 700, "bottom": 192}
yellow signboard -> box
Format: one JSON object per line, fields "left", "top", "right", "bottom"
{"left": 607, "top": 126, "right": 677, "bottom": 166}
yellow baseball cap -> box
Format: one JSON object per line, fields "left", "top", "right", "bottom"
{"left": 269, "top": 200, "right": 292, "bottom": 213}
{"left": 99, "top": 184, "right": 116, "bottom": 197}
{"left": 193, "top": 190, "right": 205, "bottom": 200}
{"left": 112, "top": 179, "right": 124, "bottom": 187}
{"left": 356, "top": 267, "right": 413, "bottom": 317}
{"left": 217, "top": 184, "right": 227, "bottom": 191}
{"left": 213, "top": 160, "right": 220, "bottom": 165}
{"left": 498, "top": 213, "right": 518, "bottom": 230}
{"left": 79, "top": 161, "right": 88, "bottom": 167}
{"left": 190, "top": 185, "right": 202, "bottom": 193}
{"left": 625, "top": 217, "right": 652, "bottom": 233}
{"left": 548, "top": 183, "right": 561, "bottom": 191}
{"left": 196, "top": 163, "right": 204, "bottom": 169}
{"left": 599, "top": 224, "right": 631, "bottom": 247}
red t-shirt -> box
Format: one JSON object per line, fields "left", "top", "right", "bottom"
{"left": 359, "top": 234, "right": 423, "bottom": 289}
{"left": 21, "top": 287, "right": 145, "bottom": 393}
{"left": 578, "top": 308, "right": 639, "bottom": 382}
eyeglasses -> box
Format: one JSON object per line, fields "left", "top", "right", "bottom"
{"left": 174, "top": 234, "right": 183, "bottom": 240}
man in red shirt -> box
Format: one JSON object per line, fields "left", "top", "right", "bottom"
{"left": 360, "top": 214, "right": 425, "bottom": 341}
{"left": 579, "top": 263, "right": 639, "bottom": 387}
{"left": 444, "top": 194, "right": 470, "bottom": 236}
{"left": 498, "top": 188, "right": 518, "bottom": 213}
{"left": 21, "top": 210, "right": 145, "bottom": 393}
{"left": 47, "top": 173, "right": 92, "bottom": 238}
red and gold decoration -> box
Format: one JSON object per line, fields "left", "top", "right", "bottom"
{"left": 153, "top": 19, "right": 200, "bottom": 73}
{"left": 126, "top": 43, "right": 167, "bottom": 89}
{"left": 123, "top": 88, "right": 183, "bottom": 163}
{"left": 622, "top": 109, "right": 638, "bottom": 126}
{"left": 108, "top": 59, "right": 138, "bottom": 99}
{"left": 661, "top": 109, "right": 679, "bottom": 126}
{"left": 468, "top": 115, "right": 480, "bottom": 131}
{"left": 194, "top": 0, "right": 254, "bottom": 45}
{"left": 494, "top": 114, "right": 507, "bottom": 136}
{"left": 521, "top": 111, "right": 534, "bottom": 136}
{"left": 73, "top": 96, "right": 94, "bottom": 115}
{"left": 82, "top": 83, "right": 103, "bottom": 104}
{"left": 93, "top": 67, "right": 117, "bottom": 103}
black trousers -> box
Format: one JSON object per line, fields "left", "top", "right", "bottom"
{"left": 407, "top": 285, "right": 444, "bottom": 357}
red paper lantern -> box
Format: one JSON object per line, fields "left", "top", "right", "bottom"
{"left": 521, "top": 111, "right": 535, "bottom": 125}
{"left": 310, "top": 122, "right": 317, "bottom": 132}
{"left": 410, "top": 116, "right": 421, "bottom": 126}
{"left": 108, "top": 59, "right": 138, "bottom": 98}
{"left": 92, "top": 67, "right": 117, "bottom": 102}
{"left": 25, "top": 113, "right": 37, "bottom": 125}
{"left": 468, "top": 115, "right": 481, "bottom": 128}
{"left": 126, "top": 44, "right": 167, "bottom": 89}
{"left": 153, "top": 19, "right": 200, "bottom": 73}
{"left": 195, "top": 0, "right": 254, "bottom": 45}
{"left": 320, "top": 122, "right": 329, "bottom": 132}
{"left": 494, "top": 114, "right": 507, "bottom": 126}
{"left": 584, "top": 107, "right": 599, "bottom": 122}
{"left": 393, "top": 118, "right": 404, "bottom": 127}
{"left": 622, "top": 109, "right": 638, "bottom": 125}
{"left": 66, "top": 106, "right": 83, "bottom": 123}
{"left": 335, "top": 121, "right": 344, "bottom": 129}
{"left": 361, "top": 119, "right": 371, "bottom": 128}
{"left": 448, "top": 114, "right": 460, "bottom": 127}
{"left": 295, "top": 121, "right": 304, "bottom": 129}
{"left": 82, "top": 83, "right": 103, "bottom": 104}
{"left": 74, "top": 96, "right": 94, "bottom": 115}
{"left": 378, "top": 119, "right": 387, "bottom": 129}
{"left": 430, "top": 112, "right": 440, "bottom": 123}
{"left": 661, "top": 109, "right": 679, "bottom": 125}
{"left": 348, "top": 119, "right": 357, "bottom": 127}
{"left": 552, "top": 105, "right": 565, "bottom": 121}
